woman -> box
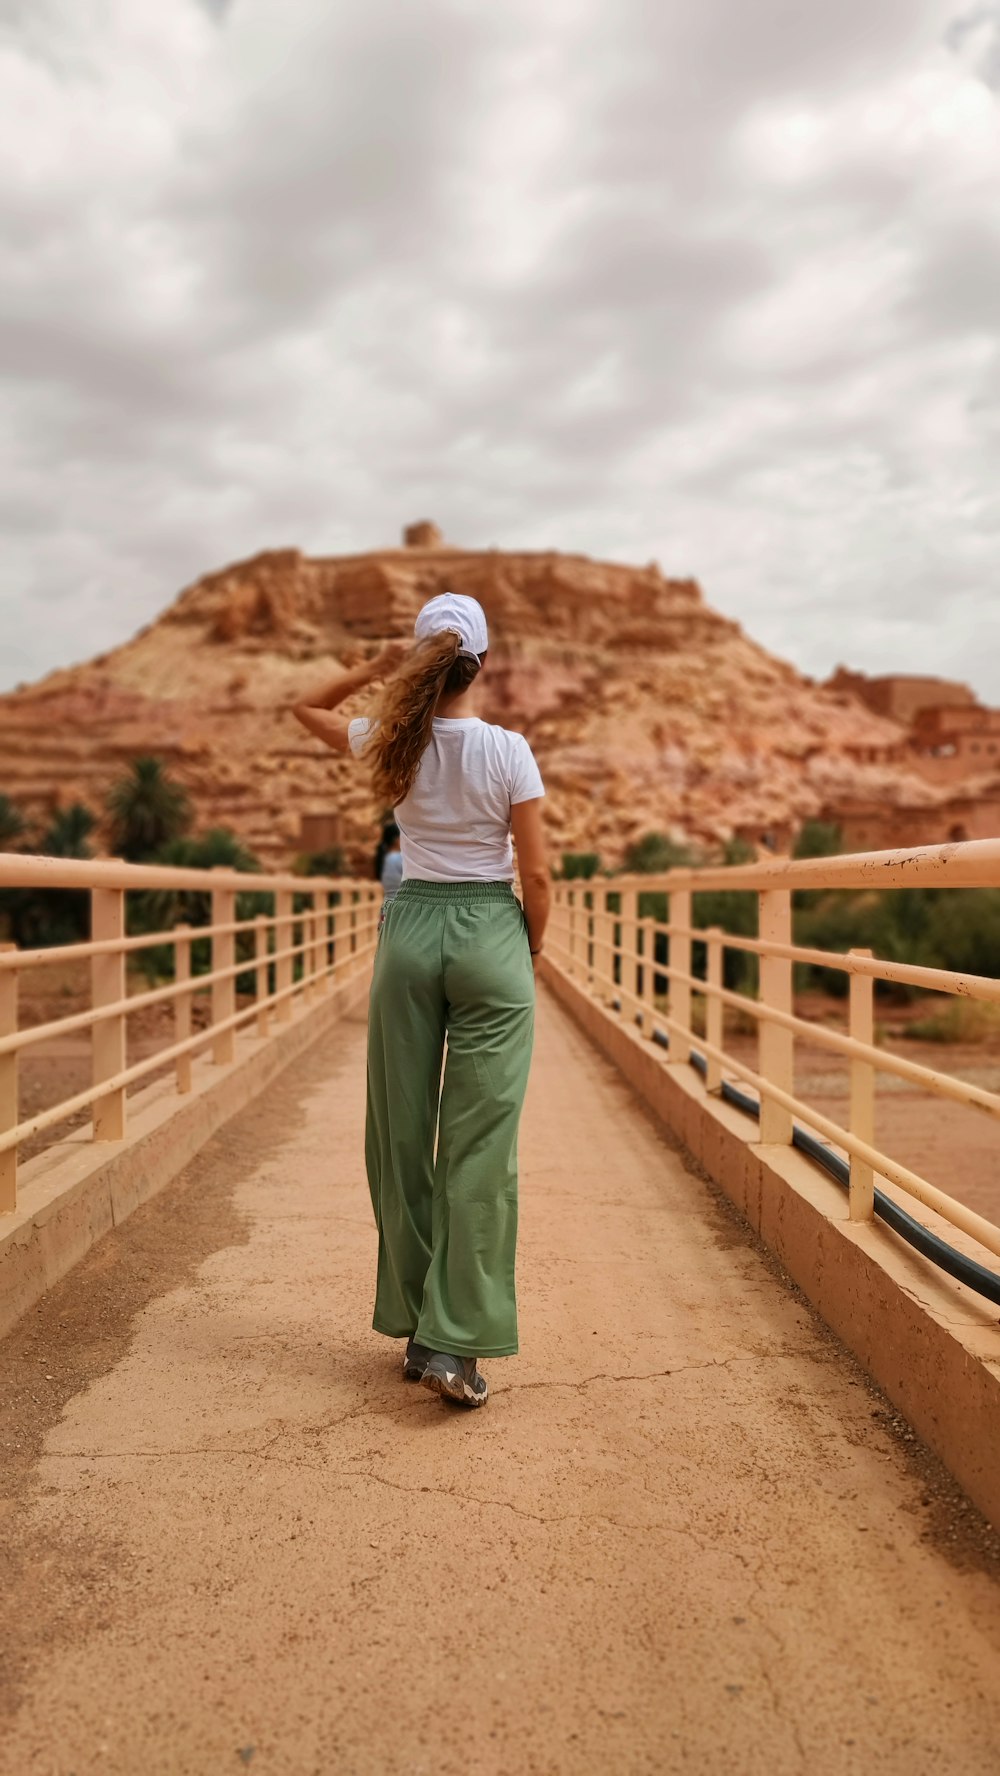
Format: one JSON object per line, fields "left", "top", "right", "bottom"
{"left": 291, "top": 592, "right": 550, "bottom": 1407}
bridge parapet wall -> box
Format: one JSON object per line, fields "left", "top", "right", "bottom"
{"left": 0, "top": 855, "right": 380, "bottom": 1333}
{"left": 545, "top": 838, "right": 1000, "bottom": 1530}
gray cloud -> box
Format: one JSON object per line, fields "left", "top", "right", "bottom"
{"left": 1, "top": 0, "right": 998, "bottom": 705}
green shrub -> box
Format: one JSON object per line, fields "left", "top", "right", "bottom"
{"left": 561, "top": 852, "right": 601, "bottom": 880}
{"left": 622, "top": 832, "right": 697, "bottom": 874}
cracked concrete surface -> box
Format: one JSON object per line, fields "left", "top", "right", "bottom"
{"left": 3, "top": 989, "right": 1000, "bottom": 1774}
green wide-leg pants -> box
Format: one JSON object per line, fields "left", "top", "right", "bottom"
{"left": 365, "top": 880, "right": 535, "bottom": 1358}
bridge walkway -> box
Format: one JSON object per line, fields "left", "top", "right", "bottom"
{"left": 2, "top": 988, "right": 1000, "bottom": 1774}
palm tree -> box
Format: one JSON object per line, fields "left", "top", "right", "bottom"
{"left": 134, "top": 827, "right": 262, "bottom": 953}
{"left": 3, "top": 803, "right": 98, "bottom": 945}
{"left": 106, "top": 757, "right": 193, "bottom": 862}
{"left": 0, "top": 795, "right": 28, "bottom": 851}
{"left": 42, "top": 803, "right": 97, "bottom": 859}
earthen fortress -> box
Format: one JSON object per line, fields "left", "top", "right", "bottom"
{"left": 0, "top": 526, "right": 991, "bottom": 864}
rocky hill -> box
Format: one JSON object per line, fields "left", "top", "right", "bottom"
{"left": 1, "top": 528, "right": 943, "bottom": 868}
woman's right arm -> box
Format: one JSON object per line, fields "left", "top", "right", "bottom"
{"left": 289, "top": 641, "right": 408, "bottom": 752}
{"left": 511, "top": 797, "right": 551, "bottom": 968}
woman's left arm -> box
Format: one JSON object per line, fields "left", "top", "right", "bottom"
{"left": 289, "top": 641, "right": 408, "bottom": 753}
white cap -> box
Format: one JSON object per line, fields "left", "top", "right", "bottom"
{"left": 413, "top": 591, "right": 489, "bottom": 662}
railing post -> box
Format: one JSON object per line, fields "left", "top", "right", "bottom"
{"left": 705, "top": 926, "right": 723, "bottom": 1092}
{"left": 210, "top": 871, "right": 236, "bottom": 1064}
{"left": 598, "top": 888, "right": 614, "bottom": 1002}
{"left": 324, "top": 891, "right": 335, "bottom": 984}
{"left": 637, "top": 915, "right": 652, "bottom": 1032}
{"left": 758, "top": 889, "right": 793, "bottom": 1144}
{"left": 314, "top": 896, "right": 325, "bottom": 988}
{"left": 275, "top": 888, "right": 293, "bottom": 1021}
{"left": 566, "top": 889, "right": 576, "bottom": 978}
{"left": 91, "top": 883, "right": 126, "bottom": 1140}
{"left": 848, "top": 947, "right": 875, "bottom": 1220}
{"left": 669, "top": 887, "right": 692, "bottom": 1064}
{"left": 255, "top": 914, "right": 270, "bottom": 1036}
{"left": 313, "top": 898, "right": 324, "bottom": 991}
{"left": 0, "top": 945, "right": 18, "bottom": 1211}
{"left": 329, "top": 893, "right": 340, "bottom": 986}
{"left": 301, "top": 894, "right": 316, "bottom": 1004}
{"left": 175, "top": 923, "right": 193, "bottom": 1094}
{"left": 620, "top": 888, "right": 637, "bottom": 1011}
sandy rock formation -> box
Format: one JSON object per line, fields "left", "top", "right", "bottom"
{"left": 0, "top": 530, "right": 949, "bottom": 869}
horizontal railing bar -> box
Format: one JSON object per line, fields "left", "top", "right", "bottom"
{"left": 621, "top": 921, "right": 1000, "bottom": 1006}
{"left": 0, "top": 939, "right": 374, "bottom": 1155}
{"left": 602, "top": 936, "right": 1000, "bottom": 1117}
{"left": 0, "top": 917, "right": 278, "bottom": 973}
{"left": 545, "top": 950, "right": 1000, "bottom": 1262}
{"left": 0, "top": 912, "right": 378, "bottom": 1058}
{"left": 1, "top": 947, "right": 302, "bottom": 1055}
{"left": 0, "top": 902, "right": 373, "bottom": 976}
{"left": 573, "top": 906, "right": 1000, "bottom": 1012}
{"left": 684, "top": 973, "right": 1000, "bottom": 1122}
{"left": 607, "top": 837, "right": 1000, "bottom": 893}
{"left": 582, "top": 923, "right": 1000, "bottom": 1037}
{"left": 0, "top": 854, "right": 368, "bottom": 894}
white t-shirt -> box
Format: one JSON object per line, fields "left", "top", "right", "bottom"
{"left": 348, "top": 715, "right": 544, "bottom": 883}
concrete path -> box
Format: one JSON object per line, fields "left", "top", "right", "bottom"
{"left": 3, "top": 989, "right": 1000, "bottom": 1776}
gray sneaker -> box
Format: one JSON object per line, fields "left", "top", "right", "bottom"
{"left": 402, "top": 1339, "right": 433, "bottom": 1381}
{"left": 421, "top": 1352, "right": 488, "bottom": 1408}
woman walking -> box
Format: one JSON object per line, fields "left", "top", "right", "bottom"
{"left": 291, "top": 592, "right": 550, "bottom": 1407}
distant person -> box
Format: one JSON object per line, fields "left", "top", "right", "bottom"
{"left": 372, "top": 819, "right": 394, "bottom": 882}
{"left": 290, "top": 595, "right": 550, "bottom": 1408}
{"left": 377, "top": 822, "right": 403, "bottom": 907}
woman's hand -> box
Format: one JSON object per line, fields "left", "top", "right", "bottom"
{"left": 370, "top": 639, "right": 410, "bottom": 680}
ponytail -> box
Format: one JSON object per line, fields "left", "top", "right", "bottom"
{"left": 369, "top": 631, "right": 481, "bottom": 806}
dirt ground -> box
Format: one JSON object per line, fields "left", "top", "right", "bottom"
{"left": 3, "top": 990, "right": 1000, "bottom": 1774}
{"left": 718, "top": 989, "right": 1000, "bottom": 1229}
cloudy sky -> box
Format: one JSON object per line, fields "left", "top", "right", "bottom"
{"left": 2, "top": 0, "right": 999, "bottom": 697}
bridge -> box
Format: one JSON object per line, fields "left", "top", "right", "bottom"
{"left": 2, "top": 846, "right": 1000, "bottom": 1773}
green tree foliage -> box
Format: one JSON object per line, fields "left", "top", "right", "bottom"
{"left": 296, "top": 846, "right": 346, "bottom": 878}
{"left": 794, "top": 883, "right": 1000, "bottom": 996}
{"left": 0, "top": 802, "right": 97, "bottom": 945}
{"left": 560, "top": 852, "right": 602, "bottom": 880}
{"left": 131, "top": 829, "right": 264, "bottom": 976}
{"left": 793, "top": 821, "right": 843, "bottom": 860}
{"left": 622, "top": 832, "right": 697, "bottom": 874}
{"left": 0, "top": 795, "right": 29, "bottom": 851}
{"left": 43, "top": 803, "right": 97, "bottom": 858}
{"left": 134, "top": 831, "right": 264, "bottom": 959}
{"left": 106, "top": 757, "right": 193, "bottom": 862}
{"left": 924, "top": 891, "right": 1000, "bottom": 978}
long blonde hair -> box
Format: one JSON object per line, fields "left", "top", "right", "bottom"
{"left": 369, "top": 631, "right": 482, "bottom": 806}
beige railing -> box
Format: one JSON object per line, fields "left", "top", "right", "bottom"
{"left": 0, "top": 855, "right": 381, "bottom": 1212}
{"left": 548, "top": 838, "right": 1000, "bottom": 1267}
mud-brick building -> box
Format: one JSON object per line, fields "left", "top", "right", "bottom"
{"left": 829, "top": 790, "right": 1000, "bottom": 852}
{"left": 826, "top": 669, "right": 977, "bottom": 726}
{"left": 908, "top": 706, "right": 1000, "bottom": 785}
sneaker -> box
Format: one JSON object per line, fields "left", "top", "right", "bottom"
{"left": 421, "top": 1352, "right": 488, "bottom": 1408}
{"left": 402, "top": 1339, "right": 433, "bottom": 1381}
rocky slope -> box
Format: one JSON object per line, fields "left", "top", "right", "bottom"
{"left": 0, "top": 531, "right": 942, "bottom": 868}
